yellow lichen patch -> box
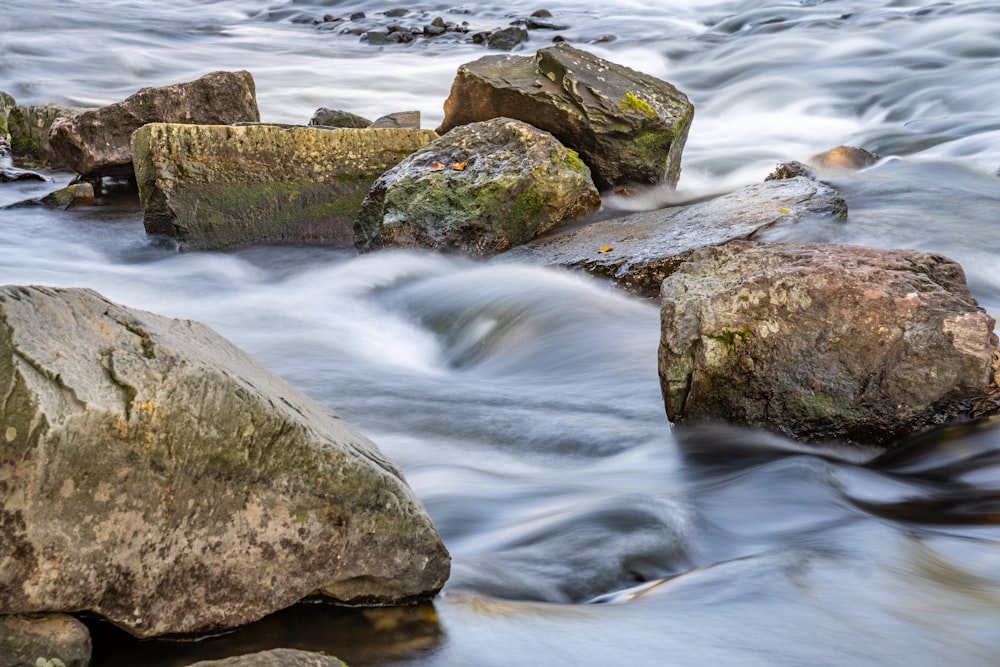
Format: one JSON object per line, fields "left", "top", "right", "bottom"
{"left": 620, "top": 91, "right": 657, "bottom": 119}
{"left": 4, "top": 426, "right": 16, "bottom": 442}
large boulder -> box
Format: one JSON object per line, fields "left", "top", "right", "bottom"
{"left": 0, "top": 92, "right": 14, "bottom": 155}
{"left": 437, "top": 43, "right": 694, "bottom": 190}
{"left": 502, "top": 176, "right": 847, "bottom": 298}
{"left": 48, "top": 71, "right": 259, "bottom": 177}
{"left": 355, "top": 117, "right": 600, "bottom": 256}
{"left": 0, "top": 614, "right": 91, "bottom": 667}
{"left": 131, "top": 123, "right": 438, "bottom": 250}
{"left": 659, "top": 241, "right": 999, "bottom": 446}
{"left": 0, "top": 285, "right": 450, "bottom": 638}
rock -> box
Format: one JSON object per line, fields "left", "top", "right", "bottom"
{"left": 0, "top": 285, "right": 450, "bottom": 638}
{"left": 765, "top": 160, "right": 815, "bottom": 181}
{"left": 370, "top": 111, "right": 421, "bottom": 129}
{"left": 502, "top": 176, "right": 847, "bottom": 298}
{"left": 0, "top": 92, "right": 15, "bottom": 155}
{"left": 356, "top": 117, "right": 600, "bottom": 256}
{"left": 185, "top": 648, "right": 346, "bottom": 667}
{"left": 309, "top": 108, "right": 372, "bottom": 128}
{"left": 437, "top": 43, "right": 694, "bottom": 190}
{"left": 131, "top": 123, "right": 437, "bottom": 250}
{"left": 48, "top": 71, "right": 259, "bottom": 178}
{"left": 0, "top": 613, "right": 92, "bottom": 667}
{"left": 38, "top": 182, "right": 95, "bottom": 209}
{"left": 659, "top": 241, "right": 999, "bottom": 446}
{"left": 486, "top": 27, "right": 529, "bottom": 51}
{"left": 0, "top": 167, "right": 46, "bottom": 183}
{"left": 811, "top": 145, "right": 880, "bottom": 170}
{"left": 6, "top": 104, "right": 89, "bottom": 164}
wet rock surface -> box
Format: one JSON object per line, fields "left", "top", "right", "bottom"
{"left": 48, "top": 71, "right": 259, "bottom": 178}
{"left": 659, "top": 241, "right": 1000, "bottom": 447}
{"left": 185, "top": 648, "right": 347, "bottom": 667}
{"left": 502, "top": 176, "right": 847, "bottom": 297}
{"left": 0, "top": 285, "right": 450, "bottom": 638}
{"left": 437, "top": 43, "right": 694, "bottom": 190}
{"left": 356, "top": 117, "right": 600, "bottom": 256}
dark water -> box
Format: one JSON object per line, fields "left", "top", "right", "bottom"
{"left": 2, "top": 1, "right": 1000, "bottom": 665}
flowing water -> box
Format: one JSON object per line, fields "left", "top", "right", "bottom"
{"left": 2, "top": 1, "right": 1000, "bottom": 665}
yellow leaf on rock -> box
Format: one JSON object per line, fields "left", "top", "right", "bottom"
{"left": 599, "top": 246, "right": 613, "bottom": 253}
{"left": 779, "top": 208, "right": 791, "bottom": 215}
{"left": 451, "top": 161, "right": 468, "bottom": 171}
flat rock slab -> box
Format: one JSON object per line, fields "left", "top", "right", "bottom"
{"left": 356, "top": 117, "right": 599, "bottom": 256}
{"left": 438, "top": 43, "right": 694, "bottom": 190}
{"left": 132, "top": 123, "right": 438, "bottom": 250}
{"left": 501, "top": 176, "right": 847, "bottom": 298}
{"left": 0, "top": 285, "right": 449, "bottom": 638}
{"left": 659, "top": 241, "right": 999, "bottom": 447}
{"left": 49, "top": 71, "right": 259, "bottom": 177}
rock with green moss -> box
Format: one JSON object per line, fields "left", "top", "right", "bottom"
{"left": 0, "top": 92, "right": 15, "bottom": 155}
{"left": 0, "top": 285, "right": 450, "bottom": 638}
{"left": 355, "top": 117, "right": 600, "bottom": 256}
{"left": 5, "top": 104, "right": 89, "bottom": 164}
{"left": 437, "top": 43, "right": 694, "bottom": 190}
{"left": 0, "top": 614, "right": 91, "bottom": 667}
{"left": 185, "top": 648, "right": 347, "bottom": 667}
{"left": 659, "top": 241, "right": 999, "bottom": 447}
{"left": 501, "top": 176, "right": 847, "bottom": 298}
{"left": 48, "top": 71, "right": 259, "bottom": 178}
{"left": 131, "top": 123, "right": 438, "bottom": 250}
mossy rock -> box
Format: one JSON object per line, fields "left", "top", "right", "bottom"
{"left": 356, "top": 117, "right": 600, "bottom": 256}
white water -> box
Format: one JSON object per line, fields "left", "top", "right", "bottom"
{"left": 2, "top": 1, "right": 1000, "bottom": 665}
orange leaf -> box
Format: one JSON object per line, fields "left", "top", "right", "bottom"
{"left": 451, "top": 161, "right": 468, "bottom": 171}
{"left": 429, "top": 162, "right": 446, "bottom": 172}
{"left": 598, "top": 245, "right": 614, "bottom": 253}
{"left": 614, "top": 187, "right": 634, "bottom": 197}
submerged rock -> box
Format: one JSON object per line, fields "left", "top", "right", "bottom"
{"left": 356, "top": 117, "right": 600, "bottom": 256}
{"left": 659, "top": 241, "right": 999, "bottom": 447}
{"left": 131, "top": 123, "right": 437, "bottom": 250}
{"left": 502, "top": 176, "right": 847, "bottom": 298}
{"left": 0, "top": 166, "right": 46, "bottom": 183}
{"left": 48, "top": 71, "right": 259, "bottom": 178}
{"left": 39, "top": 182, "right": 95, "bottom": 209}
{"left": 0, "top": 614, "right": 91, "bottom": 667}
{"left": 811, "top": 145, "right": 880, "bottom": 170}
{"left": 437, "top": 43, "right": 694, "bottom": 190}
{"left": 0, "top": 285, "right": 450, "bottom": 638}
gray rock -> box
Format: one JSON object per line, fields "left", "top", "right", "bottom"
{"left": 131, "top": 123, "right": 438, "bottom": 250}
{"left": 48, "top": 71, "right": 259, "bottom": 177}
{"left": 502, "top": 176, "right": 847, "bottom": 298}
{"left": 0, "top": 613, "right": 92, "bottom": 667}
{"left": 437, "top": 43, "right": 694, "bottom": 190}
{"left": 356, "top": 117, "right": 600, "bottom": 256}
{"left": 309, "top": 108, "right": 372, "bottom": 128}
{"left": 185, "top": 648, "right": 346, "bottom": 667}
{"left": 659, "top": 241, "right": 999, "bottom": 447}
{"left": 0, "top": 285, "right": 449, "bottom": 638}
{"left": 486, "top": 27, "right": 529, "bottom": 51}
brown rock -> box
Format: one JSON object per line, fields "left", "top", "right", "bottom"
{"left": 659, "top": 241, "right": 999, "bottom": 446}
{"left": 0, "top": 614, "right": 91, "bottom": 667}
{"left": 48, "top": 71, "right": 259, "bottom": 177}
